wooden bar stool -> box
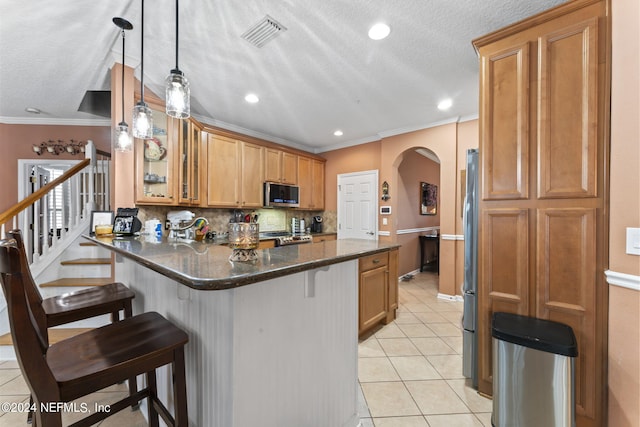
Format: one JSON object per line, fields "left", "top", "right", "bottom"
{"left": 8, "top": 229, "right": 137, "bottom": 422}
{"left": 0, "top": 237, "right": 189, "bottom": 427}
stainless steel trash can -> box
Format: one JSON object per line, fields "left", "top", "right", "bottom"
{"left": 491, "top": 312, "right": 578, "bottom": 427}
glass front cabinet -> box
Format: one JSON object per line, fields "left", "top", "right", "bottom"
{"left": 178, "top": 118, "right": 203, "bottom": 205}
{"left": 135, "top": 105, "right": 178, "bottom": 204}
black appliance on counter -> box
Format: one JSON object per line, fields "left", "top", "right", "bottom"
{"left": 311, "top": 216, "right": 323, "bottom": 233}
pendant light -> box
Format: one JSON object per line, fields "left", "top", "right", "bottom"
{"left": 113, "top": 17, "right": 133, "bottom": 152}
{"left": 165, "top": 0, "right": 190, "bottom": 118}
{"left": 132, "top": 0, "right": 153, "bottom": 139}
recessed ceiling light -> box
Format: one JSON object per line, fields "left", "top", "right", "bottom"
{"left": 334, "top": 130, "right": 343, "bottom": 137}
{"left": 25, "top": 107, "right": 41, "bottom": 114}
{"left": 368, "top": 23, "right": 390, "bottom": 40}
{"left": 244, "top": 93, "right": 259, "bottom": 103}
{"left": 437, "top": 98, "right": 453, "bottom": 110}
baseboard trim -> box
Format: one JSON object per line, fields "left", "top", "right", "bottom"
{"left": 437, "top": 293, "right": 463, "bottom": 302}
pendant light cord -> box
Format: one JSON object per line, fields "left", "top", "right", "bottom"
{"left": 121, "top": 29, "right": 126, "bottom": 123}
{"left": 140, "top": 0, "right": 145, "bottom": 102}
{"left": 175, "top": 0, "right": 179, "bottom": 70}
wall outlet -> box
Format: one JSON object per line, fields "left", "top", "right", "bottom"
{"left": 626, "top": 227, "right": 640, "bottom": 255}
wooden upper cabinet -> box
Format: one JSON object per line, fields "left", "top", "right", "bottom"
{"left": 135, "top": 105, "right": 178, "bottom": 205}
{"left": 206, "top": 135, "right": 240, "bottom": 207}
{"left": 298, "top": 156, "right": 312, "bottom": 208}
{"left": 282, "top": 152, "right": 297, "bottom": 184}
{"left": 205, "top": 135, "right": 264, "bottom": 208}
{"left": 240, "top": 142, "right": 264, "bottom": 207}
{"left": 177, "top": 119, "right": 203, "bottom": 206}
{"left": 297, "top": 156, "right": 325, "bottom": 210}
{"left": 537, "top": 18, "right": 599, "bottom": 199}
{"left": 480, "top": 42, "right": 530, "bottom": 200}
{"left": 265, "top": 148, "right": 297, "bottom": 184}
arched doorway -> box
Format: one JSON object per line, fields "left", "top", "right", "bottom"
{"left": 378, "top": 122, "right": 462, "bottom": 298}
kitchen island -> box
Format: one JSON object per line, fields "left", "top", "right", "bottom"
{"left": 86, "top": 235, "right": 399, "bottom": 427}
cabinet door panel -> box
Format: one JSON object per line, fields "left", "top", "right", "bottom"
{"left": 478, "top": 208, "right": 529, "bottom": 392}
{"left": 241, "top": 142, "right": 264, "bottom": 207}
{"left": 480, "top": 43, "right": 529, "bottom": 200}
{"left": 282, "top": 152, "right": 298, "bottom": 184}
{"left": 207, "top": 136, "right": 239, "bottom": 206}
{"left": 359, "top": 266, "right": 388, "bottom": 333}
{"left": 136, "top": 107, "right": 176, "bottom": 204}
{"left": 536, "top": 207, "right": 597, "bottom": 418}
{"left": 311, "top": 160, "right": 325, "bottom": 209}
{"left": 297, "top": 156, "right": 312, "bottom": 209}
{"left": 538, "top": 18, "right": 599, "bottom": 198}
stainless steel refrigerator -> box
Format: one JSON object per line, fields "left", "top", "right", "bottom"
{"left": 462, "top": 148, "right": 479, "bottom": 388}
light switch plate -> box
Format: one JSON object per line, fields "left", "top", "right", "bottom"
{"left": 626, "top": 227, "right": 640, "bottom": 255}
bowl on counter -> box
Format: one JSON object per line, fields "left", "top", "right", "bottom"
{"left": 95, "top": 224, "right": 113, "bottom": 236}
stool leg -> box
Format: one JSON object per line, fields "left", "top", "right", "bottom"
{"left": 146, "top": 370, "right": 160, "bottom": 427}
{"left": 122, "top": 301, "right": 139, "bottom": 409}
{"left": 34, "top": 408, "right": 62, "bottom": 427}
{"left": 173, "top": 347, "right": 188, "bottom": 426}
{"left": 27, "top": 394, "right": 33, "bottom": 424}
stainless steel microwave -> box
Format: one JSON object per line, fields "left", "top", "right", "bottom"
{"left": 264, "top": 182, "right": 300, "bottom": 208}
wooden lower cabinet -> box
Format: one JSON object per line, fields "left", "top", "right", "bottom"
{"left": 311, "top": 234, "right": 336, "bottom": 243}
{"left": 358, "top": 249, "right": 398, "bottom": 336}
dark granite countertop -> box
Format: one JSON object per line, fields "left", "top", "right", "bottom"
{"left": 84, "top": 235, "right": 399, "bottom": 290}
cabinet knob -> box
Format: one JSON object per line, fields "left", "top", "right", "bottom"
{"left": 372, "top": 259, "right": 380, "bottom": 264}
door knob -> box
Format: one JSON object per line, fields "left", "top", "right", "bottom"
{"left": 366, "top": 231, "right": 374, "bottom": 235}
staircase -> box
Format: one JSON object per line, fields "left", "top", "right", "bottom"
{"left": 0, "top": 141, "right": 113, "bottom": 359}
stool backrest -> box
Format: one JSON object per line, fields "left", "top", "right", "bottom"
{"left": 6, "top": 230, "right": 48, "bottom": 346}
{"left": 0, "top": 237, "right": 59, "bottom": 402}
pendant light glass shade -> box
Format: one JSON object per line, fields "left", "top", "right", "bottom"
{"left": 133, "top": 0, "right": 153, "bottom": 139}
{"left": 132, "top": 101, "right": 153, "bottom": 139}
{"left": 114, "top": 122, "right": 132, "bottom": 152}
{"left": 166, "top": 70, "right": 190, "bottom": 118}
{"left": 166, "top": 0, "right": 190, "bottom": 118}
{"left": 113, "top": 17, "right": 133, "bottom": 151}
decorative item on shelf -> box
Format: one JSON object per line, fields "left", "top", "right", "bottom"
{"left": 113, "top": 17, "right": 133, "bottom": 152}
{"left": 228, "top": 222, "right": 259, "bottom": 262}
{"left": 32, "top": 139, "right": 86, "bottom": 156}
{"left": 143, "top": 172, "right": 166, "bottom": 183}
{"left": 132, "top": 0, "right": 153, "bottom": 139}
{"left": 381, "top": 181, "right": 390, "bottom": 201}
{"left": 165, "top": 0, "right": 190, "bottom": 119}
{"left": 143, "top": 137, "right": 167, "bottom": 161}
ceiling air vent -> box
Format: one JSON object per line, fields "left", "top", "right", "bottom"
{"left": 241, "top": 15, "right": 287, "bottom": 48}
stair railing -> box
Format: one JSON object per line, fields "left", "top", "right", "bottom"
{"left": 0, "top": 141, "right": 111, "bottom": 264}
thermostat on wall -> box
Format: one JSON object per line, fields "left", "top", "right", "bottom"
{"left": 380, "top": 206, "right": 392, "bottom": 215}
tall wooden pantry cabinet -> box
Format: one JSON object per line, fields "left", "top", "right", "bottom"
{"left": 472, "top": 0, "right": 610, "bottom": 426}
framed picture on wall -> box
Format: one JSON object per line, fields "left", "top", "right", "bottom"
{"left": 420, "top": 182, "right": 437, "bottom": 215}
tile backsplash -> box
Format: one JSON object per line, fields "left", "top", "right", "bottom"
{"left": 136, "top": 206, "right": 335, "bottom": 234}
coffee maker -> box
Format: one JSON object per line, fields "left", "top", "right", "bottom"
{"left": 311, "top": 216, "right": 323, "bottom": 233}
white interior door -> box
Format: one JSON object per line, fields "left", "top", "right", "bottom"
{"left": 337, "top": 170, "right": 378, "bottom": 240}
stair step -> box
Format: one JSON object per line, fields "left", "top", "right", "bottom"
{"left": 0, "top": 328, "right": 92, "bottom": 346}
{"left": 39, "top": 277, "right": 114, "bottom": 288}
{"left": 61, "top": 258, "right": 111, "bottom": 266}
{"left": 79, "top": 242, "right": 98, "bottom": 247}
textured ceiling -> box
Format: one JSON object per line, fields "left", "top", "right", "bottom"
{"left": 0, "top": 0, "right": 566, "bottom": 152}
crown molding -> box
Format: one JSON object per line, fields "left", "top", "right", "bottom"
{"left": 0, "top": 116, "right": 110, "bottom": 126}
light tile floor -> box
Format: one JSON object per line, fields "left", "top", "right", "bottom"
{"left": 0, "top": 271, "right": 490, "bottom": 427}
{"left": 358, "top": 271, "right": 493, "bottom": 427}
